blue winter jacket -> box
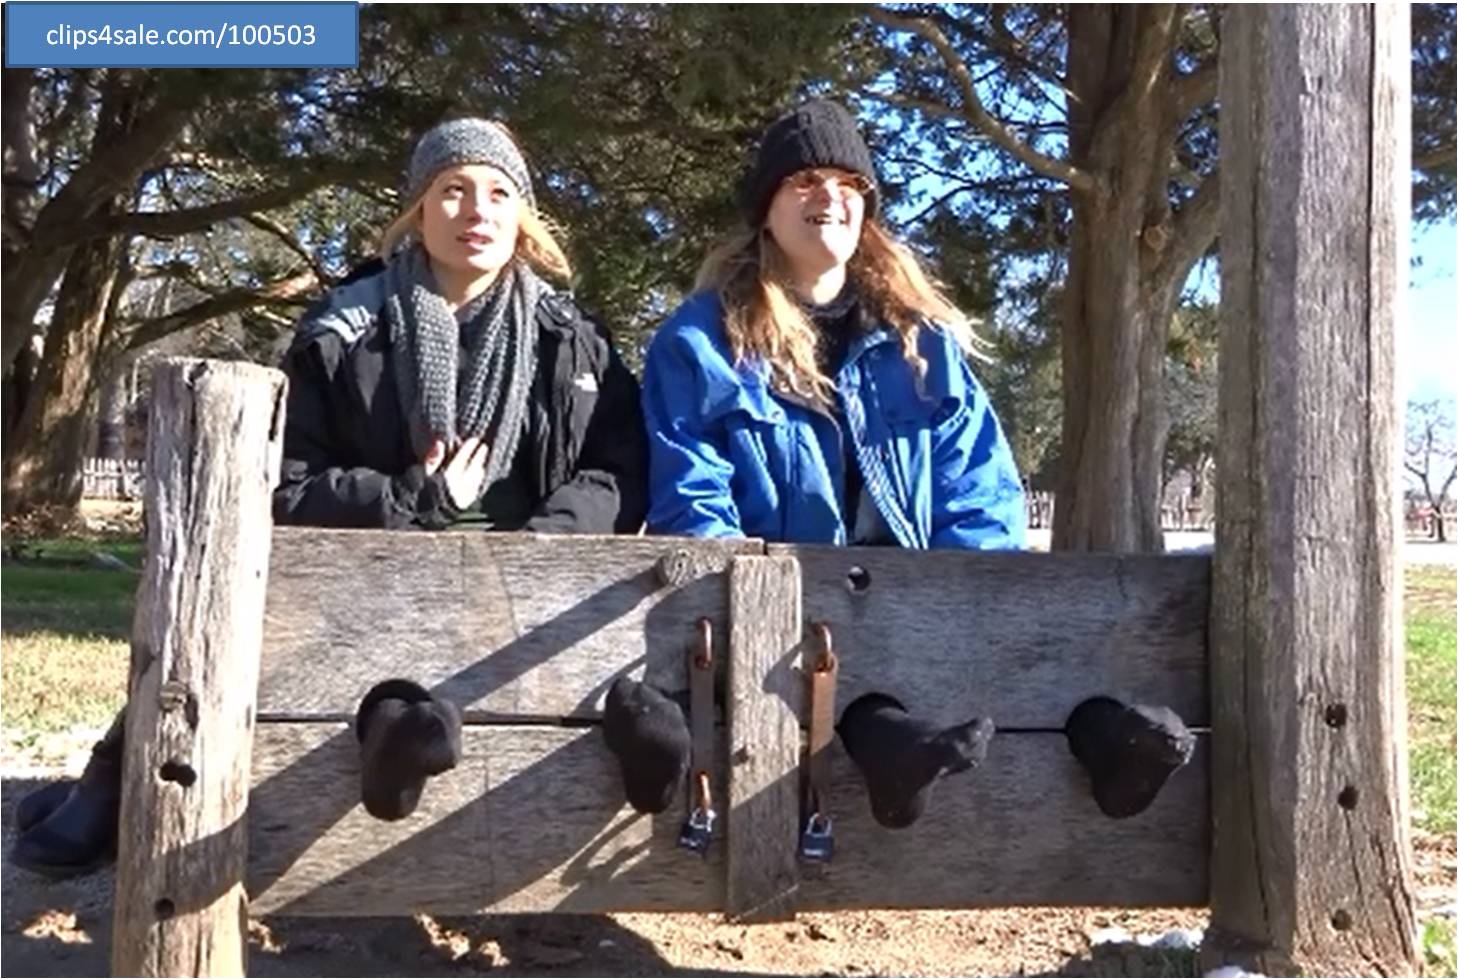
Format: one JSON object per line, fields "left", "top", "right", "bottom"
{"left": 642, "top": 291, "right": 1026, "bottom": 549}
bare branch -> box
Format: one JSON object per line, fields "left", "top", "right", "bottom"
{"left": 870, "top": 7, "right": 1097, "bottom": 193}
{"left": 986, "top": 5, "right": 1076, "bottom": 103}
{"left": 861, "top": 89, "right": 977, "bottom": 129}
{"left": 1416, "top": 145, "right": 1456, "bottom": 171}
{"left": 904, "top": 183, "right": 981, "bottom": 227}
{"left": 55, "top": 167, "right": 363, "bottom": 246}
{"left": 244, "top": 213, "right": 328, "bottom": 285}
{"left": 122, "top": 268, "right": 318, "bottom": 351}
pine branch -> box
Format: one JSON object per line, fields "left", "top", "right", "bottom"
{"left": 870, "top": 7, "right": 1096, "bottom": 193}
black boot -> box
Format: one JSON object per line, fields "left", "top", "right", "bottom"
{"left": 356, "top": 680, "right": 463, "bottom": 821}
{"left": 11, "top": 710, "right": 126, "bottom": 879}
{"left": 602, "top": 677, "right": 691, "bottom": 815}
{"left": 837, "top": 693, "right": 995, "bottom": 829}
{"left": 1065, "top": 696, "right": 1195, "bottom": 819}
{"left": 14, "top": 780, "right": 76, "bottom": 832}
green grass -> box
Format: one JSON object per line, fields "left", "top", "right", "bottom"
{"left": 1425, "top": 917, "right": 1457, "bottom": 979}
{"left": 2, "top": 630, "right": 128, "bottom": 739}
{"left": 2, "top": 534, "right": 138, "bottom": 740}
{"left": 1406, "top": 565, "right": 1458, "bottom": 835}
{"left": 5, "top": 535, "right": 144, "bottom": 567}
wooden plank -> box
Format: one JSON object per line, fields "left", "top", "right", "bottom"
{"left": 113, "top": 359, "right": 285, "bottom": 978}
{"left": 246, "top": 722, "right": 490, "bottom": 915}
{"left": 483, "top": 727, "right": 723, "bottom": 913}
{"left": 799, "top": 733, "right": 1208, "bottom": 910}
{"left": 769, "top": 546, "right": 1210, "bottom": 729}
{"left": 245, "top": 723, "right": 1205, "bottom": 915}
{"left": 248, "top": 723, "right": 722, "bottom": 916}
{"left": 1210, "top": 7, "right": 1416, "bottom": 976}
{"left": 725, "top": 556, "right": 803, "bottom": 921}
{"left": 259, "top": 532, "right": 761, "bottom": 718}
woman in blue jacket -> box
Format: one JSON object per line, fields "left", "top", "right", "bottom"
{"left": 604, "top": 101, "right": 1031, "bottom": 834}
{"left": 641, "top": 100, "right": 1025, "bottom": 550}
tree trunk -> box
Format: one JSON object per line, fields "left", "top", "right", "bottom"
{"left": 95, "top": 348, "right": 138, "bottom": 461}
{"left": 2, "top": 71, "right": 199, "bottom": 373}
{"left": 2, "top": 68, "right": 44, "bottom": 258}
{"left": 1, "top": 207, "right": 128, "bottom": 516}
{"left": 2, "top": 332, "right": 42, "bottom": 445}
{"left": 1054, "top": 6, "right": 1183, "bottom": 553}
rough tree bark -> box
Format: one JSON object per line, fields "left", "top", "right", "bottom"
{"left": 1, "top": 205, "right": 129, "bottom": 514}
{"left": 1, "top": 71, "right": 144, "bottom": 515}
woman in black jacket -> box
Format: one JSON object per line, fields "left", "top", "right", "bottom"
{"left": 274, "top": 117, "right": 646, "bottom": 533}
{"left": 10, "top": 118, "right": 649, "bottom": 879}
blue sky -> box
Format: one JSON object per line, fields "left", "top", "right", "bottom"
{"left": 1408, "top": 220, "right": 1457, "bottom": 405}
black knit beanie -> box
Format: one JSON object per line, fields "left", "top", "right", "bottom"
{"left": 739, "top": 100, "right": 879, "bottom": 228}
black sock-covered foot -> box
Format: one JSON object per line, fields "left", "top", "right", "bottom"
{"left": 836, "top": 693, "right": 995, "bottom": 829}
{"left": 355, "top": 680, "right": 463, "bottom": 821}
{"left": 602, "top": 677, "right": 691, "bottom": 815}
{"left": 1065, "top": 696, "right": 1195, "bottom": 819}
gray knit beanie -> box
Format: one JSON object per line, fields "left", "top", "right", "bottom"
{"left": 404, "top": 118, "right": 536, "bottom": 209}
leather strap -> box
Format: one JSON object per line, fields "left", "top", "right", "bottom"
{"left": 689, "top": 617, "right": 715, "bottom": 811}
{"left": 805, "top": 623, "right": 838, "bottom": 820}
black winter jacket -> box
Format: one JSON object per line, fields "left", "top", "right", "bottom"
{"left": 272, "top": 264, "right": 648, "bottom": 534}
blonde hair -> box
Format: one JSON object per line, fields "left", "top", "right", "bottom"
{"left": 694, "top": 218, "right": 985, "bottom": 405}
{"left": 377, "top": 124, "right": 572, "bottom": 283}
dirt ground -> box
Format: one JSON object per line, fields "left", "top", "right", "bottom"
{"left": 2, "top": 764, "right": 1454, "bottom": 978}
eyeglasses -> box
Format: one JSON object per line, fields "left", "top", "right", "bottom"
{"left": 782, "top": 169, "right": 873, "bottom": 199}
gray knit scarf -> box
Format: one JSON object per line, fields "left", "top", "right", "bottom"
{"left": 384, "top": 243, "right": 539, "bottom": 500}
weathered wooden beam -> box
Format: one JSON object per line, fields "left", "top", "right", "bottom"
{"left": 800, "top": 732, "right": 1208, "bottom": 910}
{"left": 112, "top": 359, "right": 286, "bottom": 978}
{"left": 259, "top": 531, "right": 760, "bottom": 718}
{"left": 725, "top": 555, "right": 803, "bottom": 920}
{"left": 245, "top": 722, "right": 1207, "bottom": 915}
{"left": 247, "top": 723, "right": 723, "bottom": 915}
{"left": 1210, "top": 5, "right": 1417, "bottom": 975}
{"left": 773, "top": 544, "right": 1210, "bottom": 729}
{"left": 262, "top": 532, "right": 1209, "bottom": 729}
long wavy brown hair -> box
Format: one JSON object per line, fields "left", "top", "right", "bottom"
{"left": 695, "top": 219, "right": 984, "bottom": 406}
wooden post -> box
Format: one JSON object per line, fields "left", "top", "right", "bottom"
{"left": 725, "top": 555, "right": 803, "bottom": 920}
{"left": 1211, "top": 6, "right": 1416, "bottom": 975}
{"left": 112, "top": 360, "right": 286, "bottom": 977}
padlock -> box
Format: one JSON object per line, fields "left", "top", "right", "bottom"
{"left": 799, "top": 812, "right": 834, "bottom": 862}
{"left": 678, "top": 806, "right": 716, "bottom": 855}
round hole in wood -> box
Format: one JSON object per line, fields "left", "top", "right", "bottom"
{"left": 1330, "top": 909, "right": 1353, "bottom": 931}
{"left": 1338, "top": 785, "right": 1359, "bottom": 810}
{"left": 155, "top": 898, "right": 176, "bottom": 920}
{"left": 159, "top": 761, "right": 197, "bottom": 788}
{"left": 1324, "top": 703, "right": 1348, "bottom": 728}
{"left": 846, "top": 566, "right": 872, "bottom": 592}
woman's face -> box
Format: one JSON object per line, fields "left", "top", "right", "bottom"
{"left": 418, "top": 163, "right": 522, "bottom": 284}
{"left": 764, "top": 167, "right": 869, "bottom": 278}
